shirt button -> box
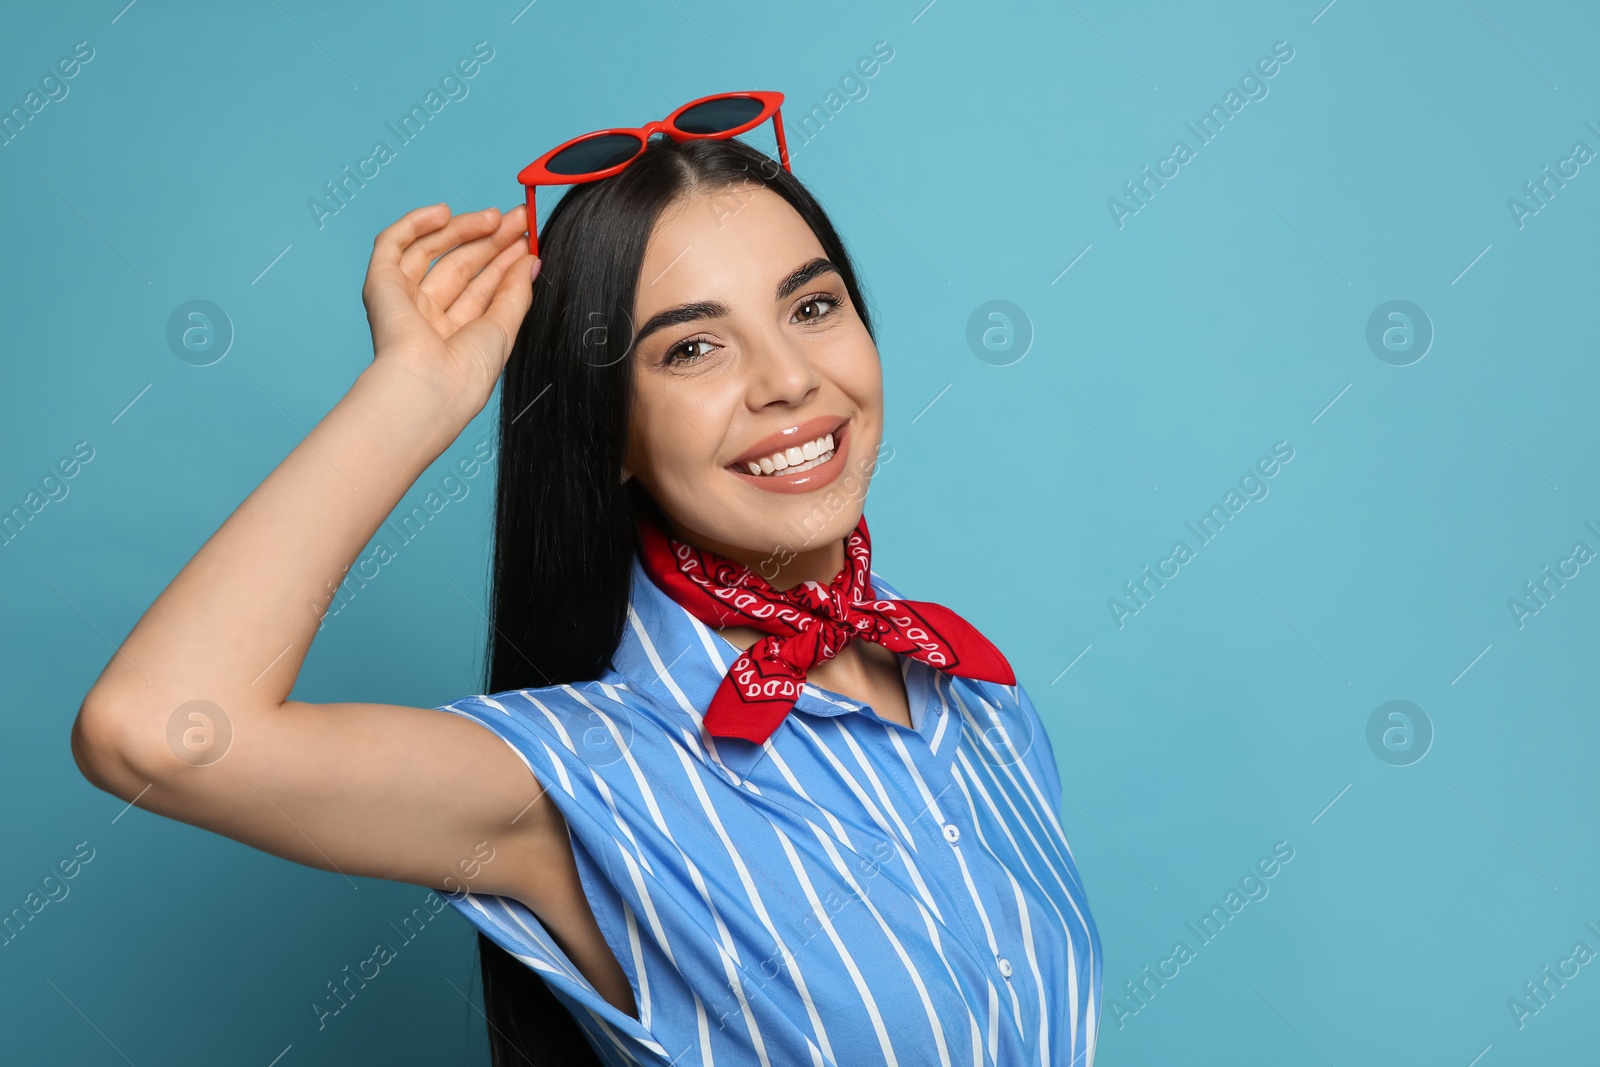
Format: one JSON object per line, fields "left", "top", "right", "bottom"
{"left": 941, "top": 823, "right": 960, "bottom": 844}
{"left": 998, "top": 957, "right": 1013, "bottom": 978}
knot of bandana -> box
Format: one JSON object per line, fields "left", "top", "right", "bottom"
{"left": 635, "top": 512, "right": 1017, "bottom": 744}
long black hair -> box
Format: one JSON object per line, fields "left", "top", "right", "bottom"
{"left": 473, "top": 134, "right": 876, "bottom": 1064}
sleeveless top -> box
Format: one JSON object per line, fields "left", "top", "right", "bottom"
{"left": 432, "top": 553, "right": 1103, "bottom": 1066}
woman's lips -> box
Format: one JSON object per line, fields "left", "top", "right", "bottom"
{"left": 727, "top": 420, "right": 850, "bottom": 495}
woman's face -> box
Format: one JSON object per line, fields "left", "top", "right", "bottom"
{"left": 622, "top": 183, "right": 884, "bottom": 579}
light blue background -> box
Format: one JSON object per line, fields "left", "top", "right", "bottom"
{"left": 3, "top": 0, "right": 1596, "bottom": 1063}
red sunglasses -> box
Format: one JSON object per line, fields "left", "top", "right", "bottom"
{"left": 516, "top": 90, "right": 792, "bottom": 257}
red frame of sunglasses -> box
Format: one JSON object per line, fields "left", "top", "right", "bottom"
{"left": 516, "top": 90, "right": 792, "bottom": 256}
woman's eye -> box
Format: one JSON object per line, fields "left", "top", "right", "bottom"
{"left": 665, "top": 339, "right": 714, "bottom": 366}
{"left": 794, "top": 295, "right": 839, "bottom": 322}
{"left": 662, "top": 296, "right": 839, "bottom": 366}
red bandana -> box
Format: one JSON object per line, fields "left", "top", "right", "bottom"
{"left": 635, "top": 512, "right": 1017, "bottom": 744}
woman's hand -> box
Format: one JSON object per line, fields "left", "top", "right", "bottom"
{"left": 361, "top": 202, "right": 540, "bottom": 415}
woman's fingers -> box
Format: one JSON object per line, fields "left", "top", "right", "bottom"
{"left": 369, "top": 202, "right": 452, "bottom": 276}
{"left": 362, "top": 200, "right": 534, "bottom": 372}
{"left": 417, "top": 205, "right": 528, "bottom": 310}
{"left": 483, "top": 249, "right": 538, "bottom": 340}
{"left": 454, "top": 247, "right": 537, "bottom": 370}
{"left": 443, "top": 233, "right": 530, "bottom": 329}
{"left": 363, "top": 203, "right": 453, "bottom": 336}
{"left": 361, "top": 262, "right": 433, "bottom": 354}
{"left": 399, "top": 205, "right": 510, "bottom": 282}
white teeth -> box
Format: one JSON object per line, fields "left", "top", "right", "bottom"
{"left": 774, "top": 451, "right": 832, "bottom": 475}
{"left": 738, "top": 431, "right": 839, "bottom": 478}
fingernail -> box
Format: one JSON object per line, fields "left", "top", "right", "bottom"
{"left": 530, "top": 256, "right": 542, "bottom": 282}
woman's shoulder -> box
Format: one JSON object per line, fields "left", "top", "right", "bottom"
{"left": 429, "top": 681, "right": 685, "bottom": 1052}
{"left": 433, "top": 678, "right": 625, "bottom": 727}
{"left": 432, "top": 678, "right": 655, "bottom": 774}
{"left": 432, "top": 675, "right": 746, "bottom": 803}
{"left": 867, "top": 568, "right": 906, "bottom": 602}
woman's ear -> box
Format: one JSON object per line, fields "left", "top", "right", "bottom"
{"left": 620, "top": 466, "right": 631, "bottom": 485}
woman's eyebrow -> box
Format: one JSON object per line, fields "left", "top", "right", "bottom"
{"left": 774, "top": 256, "right": 840, "bottom": 301}
{"left": 630, "top": 257, "right": 841, "bottom": 351}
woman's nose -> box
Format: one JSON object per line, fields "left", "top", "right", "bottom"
{"left": 746, "top": 331, "right": 820, "bottom": 407}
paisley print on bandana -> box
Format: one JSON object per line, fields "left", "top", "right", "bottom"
{"left": 635, "top": 513, "right": 1017, "bottom": 744}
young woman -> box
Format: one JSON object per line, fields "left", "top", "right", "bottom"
{"left": 71, "top": 111, "right": 1101, "bottom": 1066}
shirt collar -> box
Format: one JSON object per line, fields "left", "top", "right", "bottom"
{"left": 603, "top": 551, "right": 948, "bottom": 784}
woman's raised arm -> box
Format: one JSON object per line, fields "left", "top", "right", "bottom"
{"left": 70, "top": 204, "right": 556, "bottom": 902}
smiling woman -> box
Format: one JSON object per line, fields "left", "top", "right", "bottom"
{"left": 72, "top": 124, "right": 1102, "bottom": 1067}
{"left": 621, "top": 190, "right": 885, "bottom": 534}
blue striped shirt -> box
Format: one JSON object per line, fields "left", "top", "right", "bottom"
{"left": 434, "top": 552, "right": 1102, "bottom": 1066}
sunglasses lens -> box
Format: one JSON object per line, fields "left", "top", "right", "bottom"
{"left": 675, "top": 96, "right": 765, "bottom": 134}
{"left": 546, "top": 132, "right": 644, "bottom": 176}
